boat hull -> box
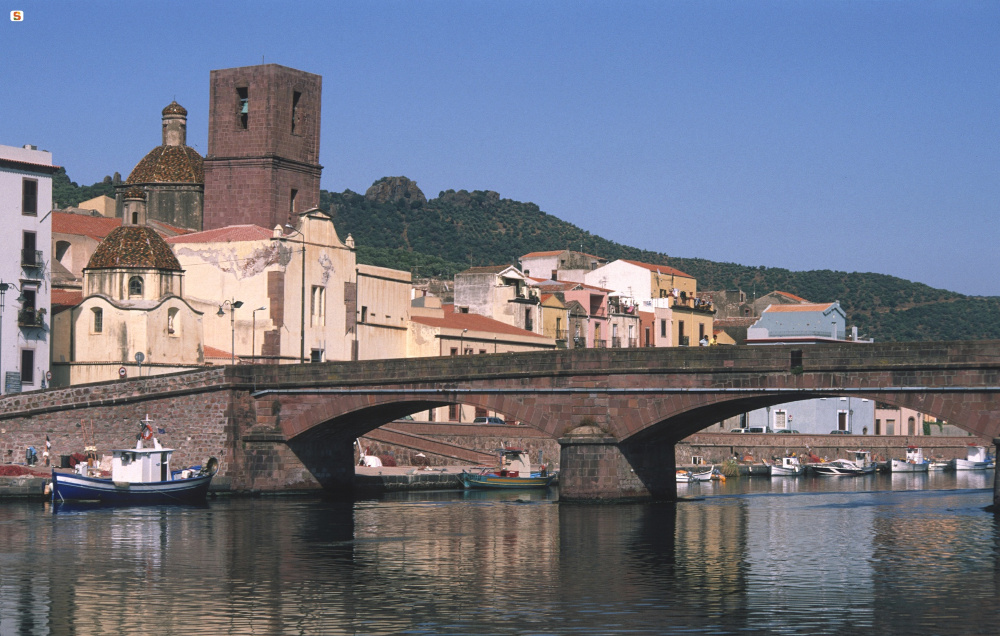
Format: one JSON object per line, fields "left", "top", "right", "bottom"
{"left": 51, "top": 470, "right": 213, "bottom": 505}
{"left": 953, "top": 459, "right": 992, "bottom": 470}
{"left": 888, "top": 459, "right": 929, "bottom": 473}
{"left": 770, "top": 466, "right": 804, "bottom": 476}
{"left": 459, "top": 471, "right": 555, "bottom": 490}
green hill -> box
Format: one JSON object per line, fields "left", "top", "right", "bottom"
{"left": 322, "top": 177, "right": 1000, "bottom": 343}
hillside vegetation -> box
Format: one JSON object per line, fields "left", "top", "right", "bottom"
{"left": 322, "top": 177, "right": 1000, "bottom": 342}
{"left": 54, "top": 172, "right": 998, "bottom": 342}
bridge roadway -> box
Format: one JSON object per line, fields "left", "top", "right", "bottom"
{"left": 2, "top": 340, "right": 1000, "bottom": 503}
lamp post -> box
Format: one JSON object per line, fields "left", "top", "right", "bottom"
{"left": 217, "top": 299, "right": 244, "bottom": 365}
{"left": 282, "top": 225, "right": 307, "bottom": 363}
{"left": 0, "top": 281, "right": 25, "bottom": 394}
{"left": 251, "top": 306, "right": 266, "bottom": 364}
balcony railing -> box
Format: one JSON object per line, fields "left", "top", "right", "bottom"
{"left": 593, "top": 339, "right": 607, "bottom": 349}
{"left": 555, "top": 329, "right": 568, "bottom": 341}
{"left": 17, "top": 309, "right": 44, "bottom": 328}
{"left": 21, "top": 249, "right": 43, "bottom": 268}
{"left": 572, "top": 337, "right": 587, "bottom": 349}
{"left": 611, "top": 337, "right": 622, "bottom": 348}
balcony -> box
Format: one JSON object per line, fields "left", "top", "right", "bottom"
{"left": 21, "top": 249, "right": 43, "bottom": 275}
{"left": 594, "top": 339, "right": 607, "bottom": 349}
{"left": 17, "top": 308, "right": 45, "bottom": 328}
{"left": 572, "top": 337, "right": 587, "bottom": 349}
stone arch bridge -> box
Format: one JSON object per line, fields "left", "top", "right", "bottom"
{"left": 3, "top": 341, "right": 1000, "bottom": 502}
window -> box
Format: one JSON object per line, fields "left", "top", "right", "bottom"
{"left": 291, "top": 91, "right": 302, "bottom": 134}
{"left": 311, "top": 286, "right": 326, "bottom": 326}
{"left": 55, "top": 240, "right": 72, "bottom": 268}
{"left": 773, "top": 410, "right": 787, "bottom": 430}
{"left": 92, "top": 308, "right": 103, "bottom": 334}
{"left": 167, "top": 307, "right": 178, "bottom": 335}
{"left": 310, "top": 348, "right": 324, "bottom": 363}
{"left": 22, "top": 179, "right": 37, "bottom": 216}
{"left": 448, "top": 404, "right": 458, "bottom": 421}
{"left": 678, "top": 320, "right": 686, "bottom": 345}
{"left": 838, "top": 411, "right": 849, "bottom": 431}
{"left": 21, "top": 231, "right": 37, "bottom": 266}
{"left": 660, "top": 319, "right": 666, "bottom": 338}
{"left": 524, "top": 307, "right": 533, "bottom": 331}
{"left": 360, "top": 306, "right": 367, "bottom": 323}
{"left": 450, "top": 347, "right": 458, "bottom": 356}
{"left": 20, "top": 349, "right": 34, "bottom": 385}
{"left": 128, "top": 276, "right": 143, "bottom": 297}
{"left": 237, "top": 87, "right": 249, "bottom": 129}
{"left": 290, "top": 189, "right": 297, "bottom": 217}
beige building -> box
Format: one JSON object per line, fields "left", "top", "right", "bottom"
{"left": 453, "top": 265, "right": 541, "bottom": 334}
{"left": 51, "top": 220, "right": 205, "bottom": 386}
{"left": 408, "top": 297, "right": 556, "bottom": 422}
{"left": 166, "top": 207, "right": 409, "bottom": 364}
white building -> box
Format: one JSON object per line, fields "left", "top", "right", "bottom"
{"left": 0, "top": 144, "right": 56, "bottom": 393}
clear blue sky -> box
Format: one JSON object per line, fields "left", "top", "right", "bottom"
{"left": 4, "top": 1, "right": 998, "bottom": 295}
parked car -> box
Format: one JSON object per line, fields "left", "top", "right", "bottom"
{"left": 830, "top": 429, "right": 852, "bottom": 435}
{"left": 728, "top": 428, "right": 749, "bottom": 433}
{"left": 775, "top": 429, "right": 801, "bottom": 434}
{"left": 472, "top": 416, "right": 507, "bottom": 425}
{"left": 746, "top": 426, "right": 772, "bottom": 434}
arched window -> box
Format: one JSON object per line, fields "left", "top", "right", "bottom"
{"left": 55, "top": 240, "right": 72, "bottom": 268}
{"left": 92, "top": 307, "right": 103, "bottom": 334}
{"left": 908, "top": 416, "right": 916, "bottom": 436}
{"left": 128, "top": 276, "right": 143, "bottom": 297}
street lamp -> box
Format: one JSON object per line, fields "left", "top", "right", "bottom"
{"left": 217, "top": 299, "right": 244, "bottom": 365}
{"left": 0, "top": 281, "right": 26, "bottom": 394}
{"left": 460, "top": 328, "right": 468, "bottom": 356}
{"left": 282, "top": 224, "right": 307, "bottom": 363}
{"left": 251, "top": 306, "right": 266, "bottom": 364}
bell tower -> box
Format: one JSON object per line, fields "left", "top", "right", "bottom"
{"left": 203, "top": 64, "right": 322, "bottom": 230}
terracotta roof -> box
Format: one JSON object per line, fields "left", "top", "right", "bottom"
{"left": 162, "top": 101, "right": 187, "bottom": 117}
{"left": 520, "top": 250, "right": 564, "bottom": 258}
{"left": 774, "top": 291, "right": 808, "bottom": 302}
{"left": 203, "top": 345, "right": 232, "bottom": 359}
{"left": 620, "top": 259, "right": 693, "bottom": 279}
{"left": 85, "top": 226, "right": 182, "bottom": 271}
{"left": 166, "top": 225, "right": 274, "bottom": 244}
{"left": 763, "top": 303, "right": 835, "bottom": 313}
{"left": 529, "top": 277, "right": 611, "bottom": 293}
{"left": 126, "top": 145, "right": 204, "bottom": 184}
{"left": 51, "top": 289, "right": 83, "bottom": 309}
{"left": 52, "top": 212, "right": 122, "bottom": 240}
{"left": 411, "top": 304, "right": 548, "bottom": 339}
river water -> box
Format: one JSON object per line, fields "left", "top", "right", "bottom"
{"left": 1, "top": 471, "right": 997, "bottom": 635}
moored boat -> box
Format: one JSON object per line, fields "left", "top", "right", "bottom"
{"left": 691, "top": 467, "right": 714, "bottom": 481}
{"left": 811, "top": 451, "right": 877, "bottom": 477}
{"left": 459, "top": 447, "right": 556, "bottom": 489}
{"left": 50, "top": 417, "right": 218, "bottom": 505}
{"left": 769, "top": 456, "right": 804, "bottom": 476}
{"left": 952, "top": 445, "right": 994, "bottom": 470}
{"left": 676, "top": 470, "right": 692, "bottom": 483}
{"left": 888, "top": 446, "right": 929, "bottom": 473}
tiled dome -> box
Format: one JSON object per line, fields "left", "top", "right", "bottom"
{"left": 162, "top": 101, "right": 187, "bottom": 116}
{"left": 85, "top": 226, "right": 182, "bottom": 271}
{"left": 126, "top": 145, "right": 204, "bottom": 185}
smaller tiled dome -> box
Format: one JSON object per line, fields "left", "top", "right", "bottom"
{"left": 125, "top": 145, "right": 204, "bottom": 185}
{"left": 86, "top": 226, "right": 182, "bottom": 271}
{"left": 162, "top": 101, "right": 187, "bottom": 117}
{"left": 122, "top": 186, "right": 146, "bottom": 200}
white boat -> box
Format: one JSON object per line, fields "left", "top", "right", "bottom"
{"left": 769, "top": 456, "right": 804, "bottom": 476}
{"left": 888, "top": 446, "right": 929, "bottom": 473}
{"left": 952, "top": 445, "right": 995, "bottom": 470}
{"left": 812, "top": 451, "right": 877, "bottom": 477}
{"left": 676, "top": 470, "right": 692, "bottom": 483}
{"left": 691, "top": 467, "right": 714, "bottom": 481}
{"left": 50, "top": 416, "right": 217, "bottom": 505}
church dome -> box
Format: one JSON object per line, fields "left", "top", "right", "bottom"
{"left": 85, "top": 226, "right": 182, "bottom": 271}
{"left": 125, "top": 145, "right": 204, "bottom": 185}
{"left": 162, "top": 101, "right": 187, "bottom": 117}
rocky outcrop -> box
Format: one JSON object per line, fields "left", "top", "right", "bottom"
{"left": 365, "top": 176, "right": 427, "bottom": 204}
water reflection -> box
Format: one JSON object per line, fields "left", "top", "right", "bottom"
{"left": 0, "top": 473, "right": 996, "bottom": 635}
